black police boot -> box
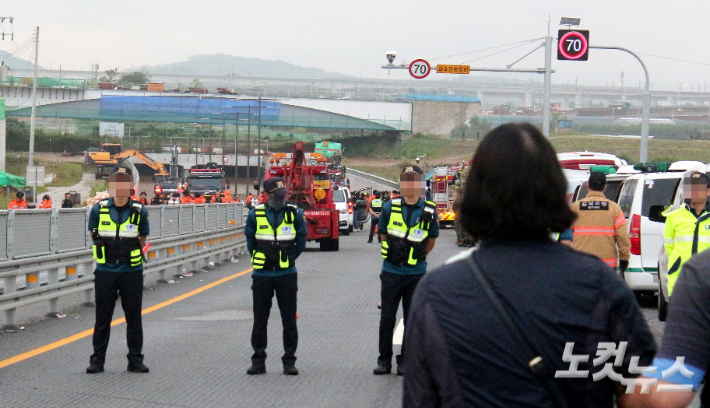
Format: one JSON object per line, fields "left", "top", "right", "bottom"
{"left": 127, "top": 361, "right": 150, "bottom": 373}
{"left": 396, "top": 355, "right": 404, "bottom": 376}
{"left": 367, "top": 239, "right": 373, "bottom": 243}
{"left": 283, "top": 363, "right": 299, "bottom": 376}
{"left": 373, "top": 359, "right": 392, "bottom": 375}
{"left": 247, "top": 364, "right": 266, "bottom": 375}
{"left": 86, "top": 358, "right": 104, "bottom": 374}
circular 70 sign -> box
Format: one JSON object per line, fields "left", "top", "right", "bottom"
{"left": 409, "top": 59, "right": 431, "bottom": 79}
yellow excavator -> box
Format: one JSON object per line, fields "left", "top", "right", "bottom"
{"left": 86, "top": 143, "right": 169, "bottom": 179}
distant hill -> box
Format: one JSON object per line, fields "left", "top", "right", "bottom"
{"left": 148, "top": 54, "right": 352, "bottom": 79}
{"left": 0, "top": 50, "right": 40, "bottom": 71}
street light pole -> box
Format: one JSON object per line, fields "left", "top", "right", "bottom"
{"left": 246, "top": 106, "right": 251, "bottom": 198}
{"left": 28, "top": 26, "right": 39, "bottom": 167}
{"left": 590, "top": 45, "right": 651, "bottom": 162}
{"left": 235, "top": 111, "right": 239, "bottom": 197}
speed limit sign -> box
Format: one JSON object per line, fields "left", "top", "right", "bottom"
{"left": 222, "top": 155, "right": 229, "bottom": 164}
{"left": 409, "top": 59, "right": 431, "bottom": 79}
{"left": 557, "top": 30, "right": 590, "bottom": 61}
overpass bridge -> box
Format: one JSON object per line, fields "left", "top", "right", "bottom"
{"left": 9, "top": 67, "right": 710, "bottom": 109}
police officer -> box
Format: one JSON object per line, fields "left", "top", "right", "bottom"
{"left": 662, "top": 171, "right": 710, "bottom": 297}
{"left": 374, "top": 165, "right": 439, "bottom": 376}
{"left": 86, "top": 168, "right": 150, "bottom": 374}
{"left": 367, "top": 191, "right": 384, "bottom": 243}
{"left": 245, "top": 177, "right": 307, "bottom": 376}
{"left": 570, "top": 171, "right": 630, "bottom": 271}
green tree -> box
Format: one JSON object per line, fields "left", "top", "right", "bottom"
{"left": 191, "top": 78, "right": 204, "bottom": 88}
{"left": 117, "top": 70, "right": 150, "bottom": 86}
{"left": 99, "top": 68, "right": 119, "bottom": 82}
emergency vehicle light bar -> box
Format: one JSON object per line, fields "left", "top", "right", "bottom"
{"left": 633, "top": 162, "right": 672, "bottom": 173}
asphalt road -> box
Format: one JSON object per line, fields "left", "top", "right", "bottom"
{"left": 0, "top": 224, "right": 695, "bottom": 407}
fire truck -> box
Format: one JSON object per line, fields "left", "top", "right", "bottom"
{"left": 184, "top": 162, "right": 230, "bottom": 197}
{"left": 268, "top": 142, "right": 340, "bottom": 251}
{"left": 429, "top": 163, "right": 468, "bottom": 228}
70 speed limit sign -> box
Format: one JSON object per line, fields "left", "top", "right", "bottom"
{"left": 409, "top": 59, "right": 431, "bottom": 79}
{"left": 557, "top": 30, "right": 590, "bottom": 61}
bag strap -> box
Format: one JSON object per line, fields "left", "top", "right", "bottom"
{"left": 464, "top": 256, "right": 569, "bottom": 408}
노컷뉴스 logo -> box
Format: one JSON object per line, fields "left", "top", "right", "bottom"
{"left": 555, "top": 342, "right": 694, "bottom": 393}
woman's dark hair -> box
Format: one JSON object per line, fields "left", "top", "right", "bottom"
{"left": 460, "top": 123, "right": 576, "bottom": 240}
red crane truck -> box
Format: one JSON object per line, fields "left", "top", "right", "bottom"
{"left": 267, "top": 142, "right": 340, "bottom": 251}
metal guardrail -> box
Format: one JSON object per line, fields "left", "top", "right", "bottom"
{"left": 0, "top": 203, "right": 248, "bottom": 330}
{"left": 347, "top": 168, "right": 399, "bottom": 190}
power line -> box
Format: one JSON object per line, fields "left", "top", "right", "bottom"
{"left": 428, "top": 37, "right": 544, "bottom": 62}
{"left": 460, "top": 39, "right": 542, "bottom": 64}
{"left": 637, "top": 52, "right": 710, "bottom": 68}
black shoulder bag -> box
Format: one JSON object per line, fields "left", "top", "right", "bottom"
{"left": 464, "top": 256, "right": 570, "bottom": 408}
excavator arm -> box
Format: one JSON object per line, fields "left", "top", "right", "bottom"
{"left": 113, "top": 150, "right": 169, "bottom": 176}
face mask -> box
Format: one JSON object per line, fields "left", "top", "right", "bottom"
{"left": 268, "top": 196, "right": 286, "bottom": 211}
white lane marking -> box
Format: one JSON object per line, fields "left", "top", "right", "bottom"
{"left": 393, "top": 318, "right": 405, "bottom": 345}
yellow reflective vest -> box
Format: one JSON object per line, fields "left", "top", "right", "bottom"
{"left": 381, "top": 198, "right": 437, "bottom": 266}
{"left": 93, "top": 200, "right": 144, "bottom": 266}
{"left": 663, "top": 203, "right": 710, "bottom": 296}
{"left": 370, "top": 198, "right": 383, "bottom": 214}
{"left": 251, "top": 203, "right": 298, "bottom": 270}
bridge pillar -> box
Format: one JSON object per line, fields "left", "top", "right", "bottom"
{"left": 668, "top": 96, "right": 676, "bottom": 106}
{"left": 575, "top": 92, "right": 583, "bottom": 107}
{"left": 524, "top": 92, "right": 532, "bottom": 107}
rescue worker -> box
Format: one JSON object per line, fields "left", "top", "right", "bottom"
{"left": 220, "top": 192, "right": 230, "bottom": 203}
{"left": 391, "top": 190, "right": 400, "bottom": 199}
{"left": 367, "top": 191, "right": 384, "bottom": 243}
{"left": 61, "top": 193, "right": 74, "bottom": 208}
{"left": 246, "top": 193, "right": 255, "bottom": 209}
{"left": 232, "top": 195, "right": 242, "bottom": 204}
{"left": 192, "top": 193, "right": 206, "bottom": 204}
{"left": 137, "top": 192, "right": 149, "bottom": 206}
{"left": 180, "top": 191, "right": 193, "bottom": 204}
{"left": 86, "top": 168, "right": 150, "bottom": 374}
{"left": 245, "top": 177, "right": 307, "bottom": 376}
{"left": 571, "top": 171, "right": 630, "bottom": 271}
{"left": 257, "top": 191, "right": 268, "bottom": 204}
{"left": 39, "top": 195, "right": 53, "bottom": 209}
{"left": 374, "top": 165, "right": 439, "bottom": 376}
{"left": 167, "top": 192, "right": 181, "bottom": 205}
{"left": 663, "top": 171, "right": 710, "bottom": 297}
{"left": 8, "top": 192, "right": 28, "bottom": 209}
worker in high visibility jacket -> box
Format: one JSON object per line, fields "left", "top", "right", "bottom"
{"left": 8, "top": 192, "right": 28, "bottom": 209}
{"left": 180, "top": 191, "right": 193, "bottom": 204}
{"left": 374, "top": 165, "right": 439, "bottom": 376}
{"left": 38, "top": 195, "right": 53, "bottom": 209}
{"left": 244, "top": 177, "right": 307, "bottom": 376}
{"left": 367, "top": 191, "right": 384, "bottom": 243}
{"left": 571, "top": 172, "right": 630, "bottom": 271}
{"left": 192, "top": 193, "right": 206, "bottom": 204}
{"left": 86, "top": 168, "right": 150, "bottom": 375}
{"left": 663, "top": 171, "right": 710, "bottom": 297}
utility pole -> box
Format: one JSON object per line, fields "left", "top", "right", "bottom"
{"left": 234, "top": 111, "right": 239, "bottom": 197}
{"left": 0, "top": 16, "right": 13, "bottom": 173}
{"left": 257, "top": 97, "right": 262, "bottom": 194}
{"left": 28, "top": 26, "right": 39, "bottom": 167}
{"left": 246, "top": 106, "right": 251, "bottom": 197}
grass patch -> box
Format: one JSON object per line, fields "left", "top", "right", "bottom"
{"left": 90, "top": 181, "right": 109, "bottom": 198}
{"left": 5, "top": 154, "right": 85, "bottom": 187}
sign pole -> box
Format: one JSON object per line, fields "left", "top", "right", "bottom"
{"left": 28, "top": 27, "right": 39, "bottom": 167}
{"left": 542, "top": 36, "right": 552, "bottom": 138}
{"left": 589, "top": 45, "right": 650, "bottom": 162}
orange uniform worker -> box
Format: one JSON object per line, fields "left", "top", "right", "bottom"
{"left": 192, "top": 193, "right": 207, "bottom": 204}
{"left": 257, "top": 191, "right": 268, "bottom": 204}
{"left": 570, "top": 172, "right": 631, "bottom": 271}
{"left": 180, "top": 191, "right": 193, "bottom": 204}
{"left": 39, "top": 195, "right": 53, "bottom": 209}
{"left": 8, "top": 192, "right": 28, "bottom": 209}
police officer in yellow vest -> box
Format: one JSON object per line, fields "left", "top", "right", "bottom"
{"left": 86, "top": 168, "right": 150, "bottom": 374}
{"left": 374, "top": 165, "right": 439, "bottom": 376}
{"left": 368, "top": 191, "right": 384, "bottom": 243}
{"left": 663, "top": 171, "right": 710, "bottom": 297}
{"left": 245, "top": 177, "right": 307, "bottom": 376}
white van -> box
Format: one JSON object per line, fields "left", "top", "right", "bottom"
{"left": 332, "top": 186, "right": 353, "bottom": 235}
{"left": 616, "top": 166, "right": 703, "bottom": 294}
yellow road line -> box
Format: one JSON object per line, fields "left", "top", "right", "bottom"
{"left": 0, "top": 268, "right": 253, "bottom": 370}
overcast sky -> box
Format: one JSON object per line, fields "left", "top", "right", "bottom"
{"left": 3, "top": 1, "right": 709, "bottom": 91}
